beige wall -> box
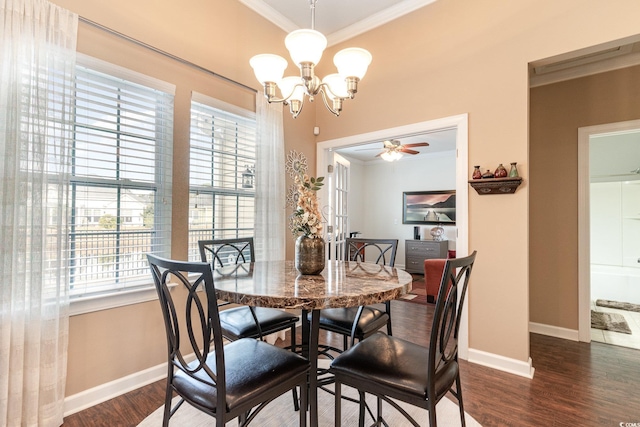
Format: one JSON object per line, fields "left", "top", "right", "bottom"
{"left": 53, "top": 0, "right": 315, "bottom": 396}
{"left": 529, "top": 65, "right": 640, "bottom": 329}
{"left": 310, "top": 0, "right": 640, "bottom": 360}
{"left": 49, "top": 0, "right": 640, "bottom": 398}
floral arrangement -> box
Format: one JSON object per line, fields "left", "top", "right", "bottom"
{"left": 286, "top": 150, "right": 324, "bottom": 239}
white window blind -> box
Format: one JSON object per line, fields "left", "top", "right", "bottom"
{"left": 69, "top": 64, "right": 173, "bottom": 298}
{"left": 188, "top": 94, "right": 256, "bottom": 261}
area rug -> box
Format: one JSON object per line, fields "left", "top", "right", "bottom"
{"left": 596, "top": 299, "right": 640, "bottom": 313}
{"left": 591, "top": 310, "right": 632, "bottom": 334}
{"left": 138, "top": 383, "right": 482, "bottom": 426}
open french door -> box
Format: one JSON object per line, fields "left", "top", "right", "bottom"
{"left": 325, "top": 152, "right": 350, "bottom": 260}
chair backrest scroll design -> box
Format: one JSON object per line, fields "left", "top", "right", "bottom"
{"left": 198, "top": 237, "right": 255, "bottom": 268}
{"left": 147, "top": 254, "right": 227, "bottom": 410}
{"left": 428, "top": 251, "right": 476, "bottom": 399}
{"left": 345, "top": 238, "right": 398, "bottom": 267}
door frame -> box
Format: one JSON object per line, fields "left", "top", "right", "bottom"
{"left": 316, "top": 113, "right": 470, "bottom": 358}
{"left": 577, "top": 118, "right": 640, "bottom": 342}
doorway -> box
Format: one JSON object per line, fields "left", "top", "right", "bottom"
{"left": 315, "top": 113, "right": 470, "bottom": 357}
{"left": 578, "top": 119, "right": 640, "bottom": 349}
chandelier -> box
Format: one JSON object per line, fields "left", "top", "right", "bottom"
{"left": 249, "top": 0, "right": 372, "bottom": 118}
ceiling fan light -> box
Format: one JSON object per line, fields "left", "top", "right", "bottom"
{"left": 334, "top": 47, "right": 372, "bottom": 80}
{"left": 381, "top": 150, "right": 402, "bottom": 162}
{"left": 278, "top": 76, "right": 305, "bottom": 102}
{"left": 249, "top": 54, "right": 288, "bottom": 84}
{"left": 285, "top": 29, "right": 327, "bottom": 66}
{"left": 322, "top": 74, "right": 349, "bottom": 99}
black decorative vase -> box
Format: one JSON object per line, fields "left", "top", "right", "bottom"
{"left": 295, "top": 235, "right": 325, "bottom": 275}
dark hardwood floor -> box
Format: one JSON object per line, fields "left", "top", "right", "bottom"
{"left": 63, "top": 297, "right": 640, "bottom": 426}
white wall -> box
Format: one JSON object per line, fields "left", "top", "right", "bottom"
{"left": 345, "top": 150, "right": 456, "bottom": 270}
{"left": 591, "top": 180, "right": 640, "bottom": 268}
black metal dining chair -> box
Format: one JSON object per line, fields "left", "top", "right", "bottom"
{"left": 330, "top": 251, "right": 477, "bottom": 427}
{"left": 147, "top": 254, "right": 309, "bottom": 427}
{"left": 199, "top": 238, "right": 302, "bottom": 411}
{"left": 198, "top": 238, "right": 299, "bottom": 347}
{"left": 316, "top": 238, "right": 398, "bottom": 352}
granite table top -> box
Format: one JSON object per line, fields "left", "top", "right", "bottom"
{"left": 212, "top": 259, "right": 413, "bottom": 310}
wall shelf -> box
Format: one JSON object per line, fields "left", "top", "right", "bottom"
{"left": 468, "top": 177, "right": 523, "bottom": 195}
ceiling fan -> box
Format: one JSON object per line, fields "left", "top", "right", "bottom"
{"left": 373, "top": 139, "right": 429, "bottom": 161}
{"left": 591, "top": 167, "right": 640, "bottom": 179}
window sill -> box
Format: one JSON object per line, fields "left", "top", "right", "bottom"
{"left": 69, "top": 284, "right": 170, "bottom": 316}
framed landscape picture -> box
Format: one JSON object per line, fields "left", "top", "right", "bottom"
{"left": 402, "top": 190, "right": 456, "bottom": 225}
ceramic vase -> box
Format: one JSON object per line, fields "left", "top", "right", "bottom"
{"left": 472, "top": 165, "right": 482, "bottom": 179}
{"left": 494, "top": 163, "right": 508, "bottom": 178}
{"left": 509, "top": 162, "right": 519, "bottom": 177}
{"left": 295, "top": 235, "right": 325, "bottom": 275}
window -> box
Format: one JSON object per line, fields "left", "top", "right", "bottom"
{"left": 188, "top": 93, "right": 256, "bottom": 261}
{"left": 68, "top": 57, "right": 173, "bottom": 301}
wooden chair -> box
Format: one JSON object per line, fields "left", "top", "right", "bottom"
{"left": 330, "top": 251, "right": 477, "bottom": 427}
{"left": 316, "top": 238, "right": 398, "bottom": 351}
{"left": 146, "top": 254, "right": 309, "bottom": 427}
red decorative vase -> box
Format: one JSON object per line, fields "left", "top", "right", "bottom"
{"left": 472, "top": 166, "right": 482, "bottom": 180}
{"left": 494, "top": 163, "right": 507, "bottom": 178}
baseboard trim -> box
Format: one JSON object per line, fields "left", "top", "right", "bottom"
{"left": 529, "top": 321, "right": 580, "bottom": 341}
{"left": 467, "top": 348, "right": 535, "bottom": 379}
{"left": 62, "top": 334, "right": 291, "bottom": 418}
{"left": 63, "top": 362, "right": 167, "bottom": 417}
{"left": 66, "top": 345, "right": 537, "bottom": 416}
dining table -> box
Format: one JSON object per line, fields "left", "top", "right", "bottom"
{"left": 212, "top": 259, "right": 413, "bottom": 427}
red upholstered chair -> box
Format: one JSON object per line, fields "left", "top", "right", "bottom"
{"left": 424, "top": 250, "right": 456, "bottom": 303}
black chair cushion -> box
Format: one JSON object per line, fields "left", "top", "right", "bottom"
{"left": 316, "top": 306, "right": 389, "bottom": 337}
{"left": 330, "top": 333, "right": 458, "bottom": 402}
{"left": 173, "top": 338, "right": 309, "bottom": 412}
{"left": 219, "top": 306, "right": 298, "bottom": 339}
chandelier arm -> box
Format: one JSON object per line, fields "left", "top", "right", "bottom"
{"left": 319, "top": 81, "right": 339, "bottom": 99}
{"left": 262, "top": 81, "right": 305, "bottom": 104}
{"left": 291, "top": 98, "right": 304, "bottom": 118}
{"left": 263, "top": 93, "right": 288, "bottom": 104}
{"left": 319, "top": 88, "right": 340, "bottom": 117}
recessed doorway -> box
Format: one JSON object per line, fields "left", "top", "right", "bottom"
{"left": 315, "top": 113, "right": 470, "bottom": 357}
{"left": 578, "top": 119, "right": 640, "bottom": 349}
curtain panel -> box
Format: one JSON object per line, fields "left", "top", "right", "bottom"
{"left": 255, "top": 96, "right": 286, "bottom": 261}
{"left": 0, "top": 1, "right": 77, "bottom": 426}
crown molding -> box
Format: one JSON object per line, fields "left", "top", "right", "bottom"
{"left": 327, "top": 0, "right": 437, "bottom": 46}
{"left": 240, "top": 0, "right": 437, "bottom": 46}
{"left": 239, "top": 0, "right": 298, "bottom": 33}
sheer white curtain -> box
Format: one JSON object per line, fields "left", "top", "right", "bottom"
{"left": 0, "top": 1, "right": 77, "bottom": 426}
{"left": 254, "top": 96, "right": 286, "bottom": 261}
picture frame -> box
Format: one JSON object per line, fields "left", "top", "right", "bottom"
{"left": 402, "top": 190, "right": 456, "bottom": 225}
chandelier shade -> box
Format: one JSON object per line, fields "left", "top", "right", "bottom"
{"left": 278, "top": 76, "right": 305, "bottom": 102}
{"left": 334, "top": 48, "right": 373, "bottom": 80}
{"left": 285, "top": 29, "right": 327, "bottom": 66}
{"left": 321, "top": 74, "right": 349, "bottom": 99}
{"left": 248, "top": 0, "right": 372, "bottom": 118}
{"left": 249, "top": 54, "right": 287, "bottom": 84}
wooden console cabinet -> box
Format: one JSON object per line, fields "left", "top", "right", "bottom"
{"left": 404, "top": 240, "right": 448, "bottom": 273}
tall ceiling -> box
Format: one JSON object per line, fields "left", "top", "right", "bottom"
{"left": 241, "top": 1, "right": 640, "bottom": 167}
{"left": 239, "top": 0, "right": 437, "bottom": 45}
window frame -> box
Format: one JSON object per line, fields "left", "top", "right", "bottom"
{"left": 188, "top": 92, "right": 257, "bottom": 261}
{"left": 69, "top": 55, "right": 174, "bottom": 315}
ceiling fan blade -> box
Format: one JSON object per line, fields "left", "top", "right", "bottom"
{"left": 403, "top": 142, "right": 429, "bottom": 148}
{"left": 354, "top": 147, "right": 383, "bottom": 151}
{"left": 375, "top": 151, "right": 384, "bottom": 157}
{"left": 399, "top": 148, "right": 419, "bottom": 155}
